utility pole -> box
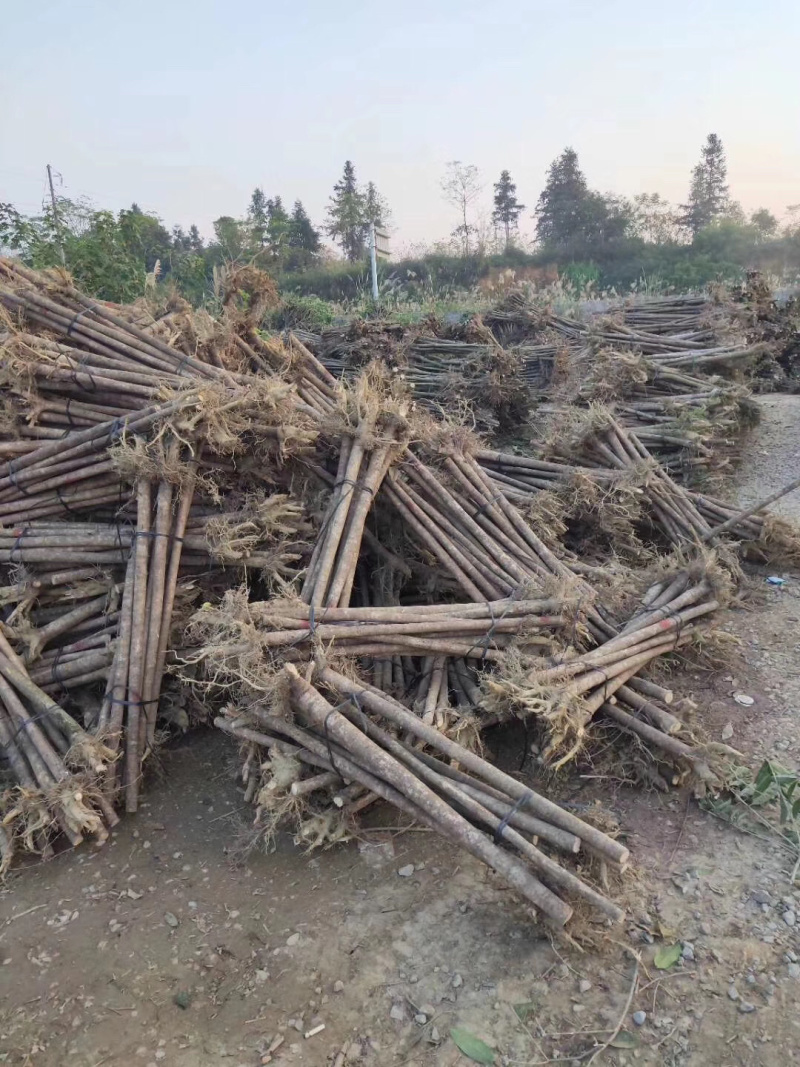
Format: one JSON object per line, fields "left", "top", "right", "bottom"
{"left": 46, "top": 164, "right": 66, "bottom": 267}
{"left": 369, "top": 221, "right": 379, "bottom": 303}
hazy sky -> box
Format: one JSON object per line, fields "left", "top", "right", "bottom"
{"left": 3, "top": 0, "right": 798, "bottom": 252}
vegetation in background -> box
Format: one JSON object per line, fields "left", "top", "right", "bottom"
{"left": 492, "top": 170, "right": 525, "bottom": 250}
{"left": 2, "top": 135, "right": 800, "bottom": 312}
{"left": 325, "top": 161, "right": 389, "bottom": 261}
{"left": 441, "top": 161, "right": 483, "bottom": 257}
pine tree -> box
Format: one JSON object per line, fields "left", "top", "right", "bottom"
{"left": 288, "top": 201, "right": 320, "bottom": 252}
{"left": 534, "top": 148, "right": 590, "bottom": 248}
{"left": 679, "top": 134, "right": 730, "bottom": 237}
{"left": 364, "top": 182, "right": 389, "bottom": 228}
{"left": 326, "top": 161, "right": 367, "bottom": 261}
{"left": 265, "top": 196, "right": 290, "bottom": 260}
{"left": 248, "top": 188, "right": 269, "bottom": 249}
{"left": 492, "top": 170, "right": 525, "bottom": 249}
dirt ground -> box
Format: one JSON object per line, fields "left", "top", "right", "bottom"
{"left": 2, "top": 397, "right": 799, "bottom": 1067}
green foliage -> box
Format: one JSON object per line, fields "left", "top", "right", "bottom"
{"left": 492, "top": 170, "right": 525, "bottom": 249}
{"left": 679, "top": 134, "right": 731, "bottom": 237}
{"left": 267, "top": 293, "right": 337, "bottom": 331}
{"left": 653, "top": 943, "right": 682, "bottom": 970}
{"left": 449, "top": 1028, "right": 496, "bottom": 1064}
{"left": 702, "top": 760, "right": 800, "bottom": 881}
{"left": 535, "top": 148, "right": 632, "bottom": 255}
{"left": 326, "top": 160, "right": 369, "bottom": 261}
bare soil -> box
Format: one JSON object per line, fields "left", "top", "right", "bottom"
{"left": 2, "top": 397, "right": 800, "bottom": 1067}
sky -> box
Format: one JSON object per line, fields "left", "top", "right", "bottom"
{"left": 2, "top": 0, "right": 799, "bottom": 253}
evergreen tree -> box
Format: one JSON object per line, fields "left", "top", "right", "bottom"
{"left": 326, "top": 161, "right": 367, "bottom": 260}
{"left": 679, "top": 134, "right": 730, "bottom": 237}
{"left": 265, "top": 196, "right": 290, "bottom": 260}
{"left": 188, "top": 224, "right": 204, "bottom": 252}
{"left": 492, "top": 170, "right": 525, "bottom": 249}
{"left": 248, "top": 188, "right": 269, "bottom": 249}
{"left": 534, "top": 148, "right": 590, "bottom": 248}
{"left": 364, "top": 181, "right": 389, "bottom": 228}
{"left": 171, "top": 225, "right": 191, "bottom": 251}
{"left": 288, "top": 200, "right": 320, "bottom": 252}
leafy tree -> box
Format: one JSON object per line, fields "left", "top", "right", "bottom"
{"left": 248, "top": 188, "right": 269, "bottom": 249}
{"left": 492, "top": 170, "right": 525, "bottom": 249}
{"left": 441, "top": 161, "right": 482, "bottom": 256}
{"left": 212, "top": 216, "right": 246, "bottom": 258}
{"left": 751, "top": 208, "right": 778, "bottom": 240}
{"left": 627, "top": 193, "right": 682, "bottom": 244}
{"left": 117, "top": 204, "right": 173, "bottom": 272}
{"left": 679, "top": 134, "right": 730, "bottom": 238}
{"left": 1, "top": 197, "right": 145, "bottom": 301}
{"left": 326, "top": 161, "right": 367, "bottom": 261}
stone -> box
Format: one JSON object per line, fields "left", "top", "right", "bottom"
{"left": 739, "top": 1001, "right": 757, "bottom": 1014}
{"left": 452, "top": 973, "right": 463, "bottom": 989}
{"left": 783, "top": 910, "right": 796, "bottom": 927}
{"left": 164, "top": 912, "right": 179, "bottom": 928}
{"left": 430, "top": 1026, "right": 440, "bottom": 1043}
{"left": 681, "top": 943, "right": 695, "bottom": 962}
{"left": 752, "top": 889, "right": 772, "bottom": 905}
{"left": 397, "top": 865, "right": 415, "bottom": 878}
{"left": 333, "top": 981, "right": 344, "bottom": 993}
{"left": 632, "top": 1011, "right": 647, "bottom": 1026}
{"left": 414, "top": 1013, "right": 428, "bottom": 1025}
{"left": 727, "top": 985, "right": 739, "bottom": 1001}
{"left": 579, "top": 979, "right": 592, "bottom": 993}
{"left": 390, "top": 1004, "right": 405, "bottom": 1022}
{"left": 788, "top": 963, "right": 800, "bottom": 979}
{"left": 286, "top": 933, "right": 300, "bottom": 947}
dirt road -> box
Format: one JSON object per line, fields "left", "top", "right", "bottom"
{"left": 2, "top": 397, "right": 799, "bottom": 1067}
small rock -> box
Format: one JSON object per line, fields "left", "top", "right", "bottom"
{"left": 783, "top": 910, "right": 796, "bottom": 928}
{"left": 728, "top": 985, "right": 739, "bottom": 1001}
{"left": 632, "top": 1011, "right": 647, "bottom": 1026}
{"left": 164, "top": 912, "right": 179, "bottom": 928}
{"left": 452, "top": 973, "right": 463, "bottom": 989}
{"left": 420, "top": 1004, "right": 436, "bottom": 1017}
{"left": 752, "top": 889, "right": 772, "bottom": 905}
{"left": 579, "top": 979, "right": 592, "bottom": 993}
{"left": 721, "top": 723, "right": 734, "bottom": 741}
{"left": 390, "top": 1003, "right": 405, "bottom": 1022}
{"left": 173, "top": 991, "right": 191, "bottom": 1010}
{"left": 397, "top": 864, "right": 415, "bottom": 878}
{"left": 788, "top": 963, "right": 800, "bottom": 979}
{"left": 286, "top": 933, "right": 300, "bottom": 946}
{"left": 681, "top": 943, "right": 695, "bottom": 962}
{"left": 333, "top": 980, "right": 345, "bottom": 993}
{"left": 739, "top": 1001, "right": 757, "bottom": 1014}
{"left": 430, "top": 1026, "right": 440, "bottom": 1043}
{"left": 573, "top": 1004, "right": 586, "bottom": 1015}
{"left": 414, "top": 1013, "right": 427, "bottom": 1025}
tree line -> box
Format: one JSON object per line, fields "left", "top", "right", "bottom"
{"left": 1, "top": 137, "right": 797, "bottom": 305}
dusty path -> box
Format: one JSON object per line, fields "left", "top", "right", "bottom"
{"left": 2, "top": 400, "right": 800, "bottom": 1067}
{"left": 734, "top": 395, "right": 800, "bottom": 522}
